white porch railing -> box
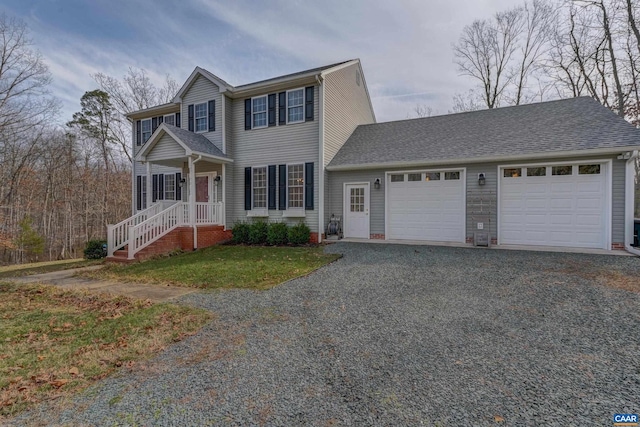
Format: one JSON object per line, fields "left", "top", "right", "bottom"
{"left": 107, "top": 201, "right": 224, "bottom": 260}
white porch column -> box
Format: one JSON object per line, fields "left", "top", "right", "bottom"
{"left": 222, "top": 163, "right": 226, "bottom": 229}
{"left": 188, "top": 156, "right": 197, "bottom": 249}
{"left": 146, "top": 161, "right": 152, "bottom": 209}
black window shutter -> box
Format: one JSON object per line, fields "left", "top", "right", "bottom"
{"left": 175, "top": 112, "right": 181, "bottom": 128}
{"left": 268, "top": 165, "right": 276, "bottom": 209}
{"left": 158, "top": 174, "right": 164, "bottom": 200}
{"left": 305, "top": 162, "right": 314, "bottom": 210}
{"left": 268, "top": 94, "right": 276, "bottom": 127}
{"left": 244, "top": 99, "right": 251, "bottom": 130}
{"left": 136, "top": 120, "right": 141, "bottom": 146}
{"left": 278, "top": 164, "right": 287, "bottom": 210}
{"left": 244, "top": 167, "right": 252, "bottom": 210}
{"left": 305, "top": 86, "right": 314, "bottom": 122}
{"left": 175, "top": 172, "right": 182, "bottom": 201}
{"left": 151, "top": 116, "right": 158, "bottom": 133}
{"left": 136, "top": 175, "right": 142, "bottom": 211}
{"left": 188, "top": 104, "right": 194, "bottom": 132}
{"left": 278, "top": 92, "right": 286, "bottom": 125}
{"left": 208, "top": 100, "right": 215, "bottom": 131}
{"left": 158, "top": 116, "right": 164, "bottom": 125}
{"left": 152, "top": 174, "right": 158, "bottom": 202}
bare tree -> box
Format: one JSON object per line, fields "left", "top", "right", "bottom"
{"left": 92, "top": 68, "right": 178, "bottom": 161}
{"left": 450, "top": 90, "right": 485, "bottom": 113}
{"left": 409, "top": 104, "right": 435, "bottom": 118}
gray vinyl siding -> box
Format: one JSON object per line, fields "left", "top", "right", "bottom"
{"left": 328, "top": 155, "right": 627, "bottom": 246}
{"left": 146, "top": 134, "right": 184, "bottom": 161}
{"left": 227, "top": 86, "right": 320, "bottom": 231}
{"left": 323, "top": 63, "right": 376, "bottom": 235}
{"left": 181, "top": 75, "right": 223, "bottom": 152}
{"left": 224, "top": 95, "right": 234, "bottom": 228}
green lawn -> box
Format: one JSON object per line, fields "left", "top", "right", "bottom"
{"left": 85, "top": 245, "right": 341, "bottom": 290}
{"left": 0, "top": 259, "right": 101, "bottom": 279}
{"left": 0, "top": 283, "right": 211, "bottom": 417}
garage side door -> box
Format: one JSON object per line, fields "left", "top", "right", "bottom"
{"left": 388, "top": 170, "right": 465, "bottom": 242}
{"left": 499, "top": 163, "right": 607, "bottom": 249}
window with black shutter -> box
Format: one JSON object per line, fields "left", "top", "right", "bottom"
{"left": 305, "top": 86, "right": 314, "bottom": 121}
{"left": 278, "top": 92, "right": 286, "bottom": 125}
{"left": 208, "top": 100, "right": 215, "bottom": 131}
{"left": 188, "top": 104, "right": 194, "bottom": 131}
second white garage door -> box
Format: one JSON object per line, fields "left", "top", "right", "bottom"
{"left": 499, "top": 163, "right": 608, "bottom": 249}
{"left": 387, "top": 170, "right": 465, "bottom": 242}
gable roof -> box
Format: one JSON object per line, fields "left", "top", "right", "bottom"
{"left": 327, "top": 97, "right": 640, "bottom": 170}
{"left": 136, "top": 123, "right": 231, "bottom": 163}
{"left": 234, "top": 60, "right": 354, "bottom": 89}
{"left": 173, "top": 67, "right": 233, "bottom": 102}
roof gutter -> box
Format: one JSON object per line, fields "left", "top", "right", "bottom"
{"left": 624, "top": 150, "right": 640, "bottom": 256}
{"left": 326, "top": 146, "right": 640, "bottom": 171}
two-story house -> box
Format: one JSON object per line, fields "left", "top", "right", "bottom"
{"left": 107, "top": 59, "right": 375, "bottom": 261}
{"left": 107, "top": 59, "right": 640, "bottom": 262}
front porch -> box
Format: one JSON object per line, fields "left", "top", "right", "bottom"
{"left": 107, "top": 123, "right": 233, "bottom": 262}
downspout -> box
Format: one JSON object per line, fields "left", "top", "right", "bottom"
{"left": 191, "top": 155, "right": 203, "bottom": 249}
{"left": 624, "top": 150, "right": 640, "bottom": 256}
{"left": 316, "top": 73, "right": 325, "bottom": 244}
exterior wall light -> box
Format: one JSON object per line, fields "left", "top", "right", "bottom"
{"left": 374, "top": 178, "right": 381, "bottom": 189}
{"left": 478, "top": 173, "right": 486, "bottom": 186}
{"left": 214, "top": 175, "right": 221, "bottom": 183}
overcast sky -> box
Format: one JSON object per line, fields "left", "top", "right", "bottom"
{"left": 2, "top": 0, "right": 517, "bottom": 123}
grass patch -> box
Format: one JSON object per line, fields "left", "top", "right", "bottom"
{"left": 84, "top": 245, "right": 341, "bottom": 290}
{"left": 0, "top": 259, "right": 101, "bottom": 279}
{"left": 0, "top": 283, "right": 211, "bottom": 418}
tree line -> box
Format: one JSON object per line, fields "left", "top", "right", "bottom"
{"left": 0, "top": 14, "right": 176, "bottom": 263}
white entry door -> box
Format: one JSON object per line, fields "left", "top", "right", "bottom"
{"left": 344, "top": 183, "right": 370, "bottom": 238}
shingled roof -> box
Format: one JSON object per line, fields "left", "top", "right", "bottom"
{"left": 163, "top": 124, "right": 229, "bottom": 159}
{"left": 327, "top": 97, "right": 640, "bottom": 170}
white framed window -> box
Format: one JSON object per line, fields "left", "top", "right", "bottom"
{"left": 141, "top": 119, "right": 152, "bottom": 143}
{"left": 163, "top": 114, "right": 175, "bottom": 126}
{"left": 252, "top": 166, "right": 267, "bottom": 209}
{"left": 164, "top": 174, "right": 175, "bottom": 200}
{"left": 195, "top": 102, "right": 207, "bottom": 132}
{"left": 252, "top": 96, "right": 267, "bottom": 128}
{"left": 287, "top": 88, "right": 304, "bottom": 123}
{"left": 287, "top": 164, "right": 304, "bottom": 209}
{"left": 141, "top": 176, "right": 147, "bottom": 209}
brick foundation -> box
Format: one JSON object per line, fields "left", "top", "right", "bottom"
{"left": 107, "top": 225, "right": 231, "bottom": 263}
{"left": 370, "top": 234, "right": 385, "bottom": 240}
{"left": 611, "top": 242, "right": 625, "bottom": 250}
{"left": 310, "top": 232, "right": 319, "bottom": 244}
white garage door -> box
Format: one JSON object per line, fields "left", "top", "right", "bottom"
{"left": 499, "top": 163, "right": 607, "bottom": 249}
{"left": 387, "top": 170, "right": 465, "bottom": 242}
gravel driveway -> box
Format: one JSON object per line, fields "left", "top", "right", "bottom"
{"left": 12, "top": 243, "right": 640, "bottom": 426}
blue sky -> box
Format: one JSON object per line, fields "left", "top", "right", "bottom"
{"left": 2, "top": 0, "right": 516, "bottom": 123}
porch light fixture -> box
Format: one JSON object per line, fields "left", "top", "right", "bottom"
{"left": 214, "top": 175, "right": 221, "bottom": 183}
{"left": 374, "top": 178, "right": 381, "bottom": 189}
{"left": 179, "top": 178, "right": 186, "bottom": 187}
{"left": 478, "top": 173, "right": 486, "bottom": 186}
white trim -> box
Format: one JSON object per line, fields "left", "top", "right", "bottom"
{"left": 282, "top": 210, "right": 306, "bottom": 218}
{"left": 221, "top": 95, "right": 226, "bottom": 154}
{"left": 222, "top": 163, "right": 227, "bottom": 230}
{"left": 496, "top": 159, "right": 612, "bottom": 250}
{"left": 250, "top": 95, "right": 268, "bottom": 129}
{"left": 286, "top": 87, "right": 305, "bottom": 124}
{"left": 146, "top": 162, "right": 152, "bottom": 209}
{"left": 195, "top": 172, "right": 215, "bottom": 204}
{"left": 384, "top": 167, "right": 466, "bottom": 243}
{"left": 194, "top": 102, "right": 208, "bottom": 133}
{"left": 343, "top": 182, "right": 370, "bottom": 239}
{"left": 173, "top": 67, "right": 230, "bottom": 103}
{"left": 624, "top": 151, "right": 640, "bottom": 255}
{"left": 318, "top": 76, "right": 325, "bottom": 243}
{"left": 140, "top": 118, "right": 152, "bottom": 144}
{"left": 251, "top": 165, "right": 268, "bottom": 210}
{"left": 163, "top": 114, "right": 176, "bottom": 126}
{"left": 286, "top": 163, "right": 305, "bottom": 210}
{"left": 163, "top": 173, "right": 177, "bottom": 201}
{"left": 131, "top": 121, "right": 136, "bottom": 215}
{"left": 326, "top": 147, "right": 640, "bottom": 171}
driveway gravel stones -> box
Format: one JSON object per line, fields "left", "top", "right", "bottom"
{"left": 10, "top": 243, "right": 640, "bottom": 426}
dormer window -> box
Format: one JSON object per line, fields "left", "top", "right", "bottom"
{"left": 194, "top": 103, "right": 207, "bottom": 132}
{"left": 287, "top": 89, "right": 304, "bottom": 123}
{"left": 252, "top": 96, "right": 267, "bottom": 128}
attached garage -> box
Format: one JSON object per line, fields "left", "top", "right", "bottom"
{"left": 498, "top": 162, "right": 610, "bottom": 249}
{"left": 386, "top": 169, "right": 465, "bottom": 242}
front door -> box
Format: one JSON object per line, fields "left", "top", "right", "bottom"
{"left": 196, "top": 176, "right": 209, "bottom": 203}
{"left": 344, "top": 183, "right": 370, "bottom": 239}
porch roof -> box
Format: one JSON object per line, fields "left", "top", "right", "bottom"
{"left": 135, "top": 123, "right": 232, "bottom": 164}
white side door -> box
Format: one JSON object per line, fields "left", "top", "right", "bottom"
{"left": 344, "top": 183, "right": 370, "bottom": 239}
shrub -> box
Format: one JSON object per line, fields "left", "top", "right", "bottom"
{"left": 84, "top": 240, "right": 107, "bottom": 259}
{"left": 248, "top": 221, "right": 268, "bottom": 245}
{"left": 231, "top": 222, "right": 250, "bottom": 244}
{"left": 267, "top": 222, "right": 289, "bottom": 246}
{"left": 288, "top": 222, "right": 311, "bottom": 245}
